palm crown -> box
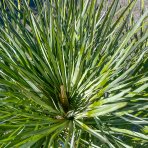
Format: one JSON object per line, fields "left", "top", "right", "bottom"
{"left": 0, "top": 0, "right": 148, "bottom": 147}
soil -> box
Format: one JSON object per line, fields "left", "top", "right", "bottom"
{"left": 97, "top": 0, "right": 148, "bottom": 21}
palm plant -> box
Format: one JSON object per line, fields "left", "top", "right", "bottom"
{"left": 0, "top": 0, "right": 148, "bottom": 147}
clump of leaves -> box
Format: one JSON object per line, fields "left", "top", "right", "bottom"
{"left": 0, "top": 0, "right": 148, "bottom": 147}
